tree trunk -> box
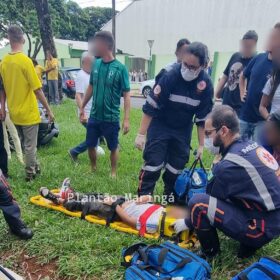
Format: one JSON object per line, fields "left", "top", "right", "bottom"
{"left": 26, "top": 32, "right": 32, "bottom": 57}
{"left": 34, "top": 0, "right": 57, "bottom": 59}
{"left": 32, "top": 38, "right": 43, "bottom": 59}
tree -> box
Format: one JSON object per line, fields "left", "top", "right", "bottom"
{"left": 34, "top": 0, "right": 57, "bottom": 57}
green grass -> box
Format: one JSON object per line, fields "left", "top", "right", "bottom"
{"left": 0, "top": 99, "right": 279, "bottom": 279}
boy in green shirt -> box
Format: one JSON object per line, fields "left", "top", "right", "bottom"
{"left": 81, "top": 31, "right": 131, "bottom": 178}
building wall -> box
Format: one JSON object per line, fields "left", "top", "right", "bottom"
{"left": 103, "top": 0, "right": 280, "bottom": 58}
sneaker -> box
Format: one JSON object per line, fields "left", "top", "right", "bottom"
{"left": 25, "top": 173, "right": 36, "bottom": 182}
{"left": 237, "top": 243, "right": 257, "bottom": 259}
{"left": 40, "top": 187, "right": 59, "bottom": 204}
{"left": 10, "top": 223, "right": 33, "bottom": 240}
{"left": 60, "top": 178, "right": 75, "bottom": 200}
{"left": 68, "top": 150, "right": 78, "bottom": 163}
{"left": 35, "top": 165, "right": 41, "bottom": 175}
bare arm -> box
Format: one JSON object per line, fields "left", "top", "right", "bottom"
{"left": 34, "top": 88, "right": 54, "bottom": 121}
{"left": 197, "top": 125, "right": 205, "bottom": 147}
{"left": 215, "top": 75, "right": 228, "bottom": 99}
{"left": 81, "top": 84, "right": 93, "bottom": 109}
{"left": 75, "top": 92, "right": 83, "bottom": 110}
{"left": 138, "top": 113, "right": 152, "bottom": 135}
{"left": 116, "top": 205, "right": 137, "bottom": 228}
{"left": 239, "top": 72, "right": 247, "bottom": 102}
{"left": 259, "top": 94, "right": 271, "bottom": 120}
{"left": 122, "top": 92, "right": 131, "bottom": 134}
{"left": 45, "top": 67, "right": 55, "bottom": 74}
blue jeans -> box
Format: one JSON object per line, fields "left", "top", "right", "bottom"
{"left": 70, "top": 123, "right": 88, "bottom": 156}
{"left": 239, "top": 120, "right": 264, "bottom": 142}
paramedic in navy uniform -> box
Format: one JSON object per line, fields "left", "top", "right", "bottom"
{"left": 135, "top": 42, "right": 213, "bottom": 202}
{"left": 173, "top": 105, "right": 280, "bottom": 259}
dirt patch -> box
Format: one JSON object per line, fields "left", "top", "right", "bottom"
{"left": 0, "top": 251, "right": 68, "bottom": 280}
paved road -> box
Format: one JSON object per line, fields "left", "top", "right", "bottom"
{"left": 122, "top": 96, "right": 145, "bottom": 109}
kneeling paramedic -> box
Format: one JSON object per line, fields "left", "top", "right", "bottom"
{"left": 135, "top": 42, "right": 214, "bottom": 202}
{"left": 40, "top": 178, "right": 189, "bottom": 236}
{"left": 173, "top": 105, "right": 280, "bottom": 259}
{"left": 0, "top": 169, "right": 33, "bottom": 239}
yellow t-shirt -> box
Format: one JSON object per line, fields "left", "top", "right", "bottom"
{"left": 45, "top": 58, "right": 58, "bottom": 80}
{"left": 35, "top": 65, "right": 45, "bottom": 84}
{"left": 0, "top": 52, "right": 41, "bottom": 126}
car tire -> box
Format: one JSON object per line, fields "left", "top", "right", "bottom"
{"left": 142, "top": 86, "right": 152, "bottom": 98}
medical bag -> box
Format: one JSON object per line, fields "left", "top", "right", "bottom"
{"left": 121, "top": 241, "right": 211, "bottom": 280}
{"left": 174, "top": 158, "right": 208, "bottom": 204}
{"left": 232, "top": 257, "right": 280, "bottom": 280}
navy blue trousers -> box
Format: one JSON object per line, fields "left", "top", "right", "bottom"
{"left": 188, "top": 194, "right": 280, "bottom": 249}
{"left": 138, "top": 119, "right": 190, "bottom": 198}
{"left": 0, "top": 121, "right": 8, "bottom": 176}
{"left": 0, "top": 174, "right": 23, "bottom": 231}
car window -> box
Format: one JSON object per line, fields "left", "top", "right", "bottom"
{"left": 67, "top": 70, "right": 79, "bottom": 80}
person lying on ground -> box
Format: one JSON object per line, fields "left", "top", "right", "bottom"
{"left": 39, "top": 179, "right": 189, "bottom": 234}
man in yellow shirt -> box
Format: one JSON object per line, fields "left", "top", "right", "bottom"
{"left": 32, "top": 59, "right": 45, "bottom": 85}
{"left": 45, "top": 51, "right": 59, "bottom": 105}
{"left": 0, "top": 25, "right": 54, "bottom": 181}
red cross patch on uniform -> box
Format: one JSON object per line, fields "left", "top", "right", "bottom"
{"left": 197, "top": 81, "right": 207, "bottom": 93}
{"left": 256, "top": 147, "right": 279, "bottom": 171}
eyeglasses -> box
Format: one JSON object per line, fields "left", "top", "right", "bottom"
{"left": 182, "top": 62, "right": 201, "bottom": 72}
{"left": 204, "top": 127, "right": 221, "bottom": 137}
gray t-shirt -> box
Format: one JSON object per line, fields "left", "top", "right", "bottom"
{"left": 263, "top": 78, "right": 280, "bottom": 114}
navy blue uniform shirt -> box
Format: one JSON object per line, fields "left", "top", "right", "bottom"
{"left": 240, "top": 52, "right": 273, "bottom": 123}
{"left": 143, "top": 64, "right": 213, "bottom": 135}
{"left": 207, "top": 139, "right": 280, "bottom": 212}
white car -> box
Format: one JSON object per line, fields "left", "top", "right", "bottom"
{"left": 140, "top": 79, "right": 155, "bottom": 98}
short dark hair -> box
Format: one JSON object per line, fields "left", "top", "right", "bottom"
{"left": 274, "top": 22, "right": 280, "bottom": 29}
{"left": 94, "top": 31, "right": 115, "bottom": 51}
{"left": 242, "top": 30, "right": 258, "bottom": 42}
{"left": 209, "top": 105, "right": 240, "bottom": 134}
{"left": 32, "top": 58, "right": 38, "bottom": 66}
{"left": 185, "top": 42, "right": 209, "bottom": 66}
{"left": 176, "top": 38, "right": 191, "bottom": 52}
{"left": 7, "top": 25, "right": 24, "bottom": 44}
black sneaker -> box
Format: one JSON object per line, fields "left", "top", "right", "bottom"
{"left": 10, "top": 225, "right": 33, "bottom": 240}
{"left": 237, "top": 243, "right": 257, "bottom": 259}
{"left": 40, "top": 187, "right": 59, "bottom": 204}
{"left": 68, "top": 150, "right": 78, "bottom": 163}
{"left": 25, "top": 173, "right": 36, "bottom": 182}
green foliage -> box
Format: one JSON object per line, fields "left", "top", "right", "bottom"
{"left": 0, "top": 100, "right": 279, "bottom": 279}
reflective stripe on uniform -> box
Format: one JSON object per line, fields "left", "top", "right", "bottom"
{"left": 207, "top": 196, "right": 217, "bottom": 225}
{"left": 165, "top": 163, "right": 182, "bottom": 175}
{"left": 195, "top": 117, "right": 206, "bottom": 123}
{"left": 169, "top": 94, "right": 201, "bottom": 107}
{"left": 146, "top": 95, "right": 158, "bottom": 109}
{"left": 224, "top": 153, "right": 275, "bottom": 211}
{"left": 142, "top": 162, "right": 164, "bottom": 172}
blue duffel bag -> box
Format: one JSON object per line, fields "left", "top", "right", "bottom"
{"left": 122, "top": 241, "right": 211, "bottom": 280}
{"left": 174, "top": 158, "right": 208, "bottom": 204}
{"left": 232, "top": 257, "right": 280, "bottom": 280}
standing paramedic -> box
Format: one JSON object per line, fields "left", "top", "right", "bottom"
{"left": 135, "top": 42, "right": 213, "bottom": 202}
{"left": 0, "top": 25, "right": 54, "bottom": 181}
{"left": 215, "top": 30, "right": 258, "bottom": 116}
{"left": 173, "top": 105, "right": 280, "bottom": 260}
{"left": 80, "top": 31, "right": 131, "bottom": 178}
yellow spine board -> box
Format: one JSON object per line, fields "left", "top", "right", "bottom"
{"left": 30, "top": 190, "right": 197, "bottom": 248}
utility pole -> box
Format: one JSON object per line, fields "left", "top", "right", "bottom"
{"left": 112, "top": 0, "right": 116, "bottom": 56}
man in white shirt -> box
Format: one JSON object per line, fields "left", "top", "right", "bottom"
{"left": 69, "top": 52, "right": 94, "bottom": 162}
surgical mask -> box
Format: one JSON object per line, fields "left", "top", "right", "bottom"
{"left": 181, "top": 65, "right": 200, "bottom": 81}
{"left": 205, "top": 137, "right": 220, "bottom": 155}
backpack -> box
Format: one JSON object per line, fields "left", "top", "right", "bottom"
{"left": 122, "top": 241, "right": 211, "bottom": 280}
{"left": 174, "top": 158, "right": 208, "bottom": 204}
{"left": 232, "top": 257, "right": 280, "bottom": 280}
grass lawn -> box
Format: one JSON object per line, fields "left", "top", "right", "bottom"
{"left": 0, "top": 98, "right": 279, "bottom": 279}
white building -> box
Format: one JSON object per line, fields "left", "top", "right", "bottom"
{"left": 102, "top": 0, "right": 280, "bottom": 58}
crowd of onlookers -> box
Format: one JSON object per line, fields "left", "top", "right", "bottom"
{"left": 129, "top": 70, "right": 148, "bottom": 82}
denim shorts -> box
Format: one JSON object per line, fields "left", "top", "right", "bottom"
{"left": 86, "top": 118, "right": 120, "bottom": 151}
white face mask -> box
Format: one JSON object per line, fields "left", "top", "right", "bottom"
{"left": 181, "top": 65, "right": 200, "bottom": 81}
{"left": 204, "top": 137, "right": 220, "bottom": 155}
